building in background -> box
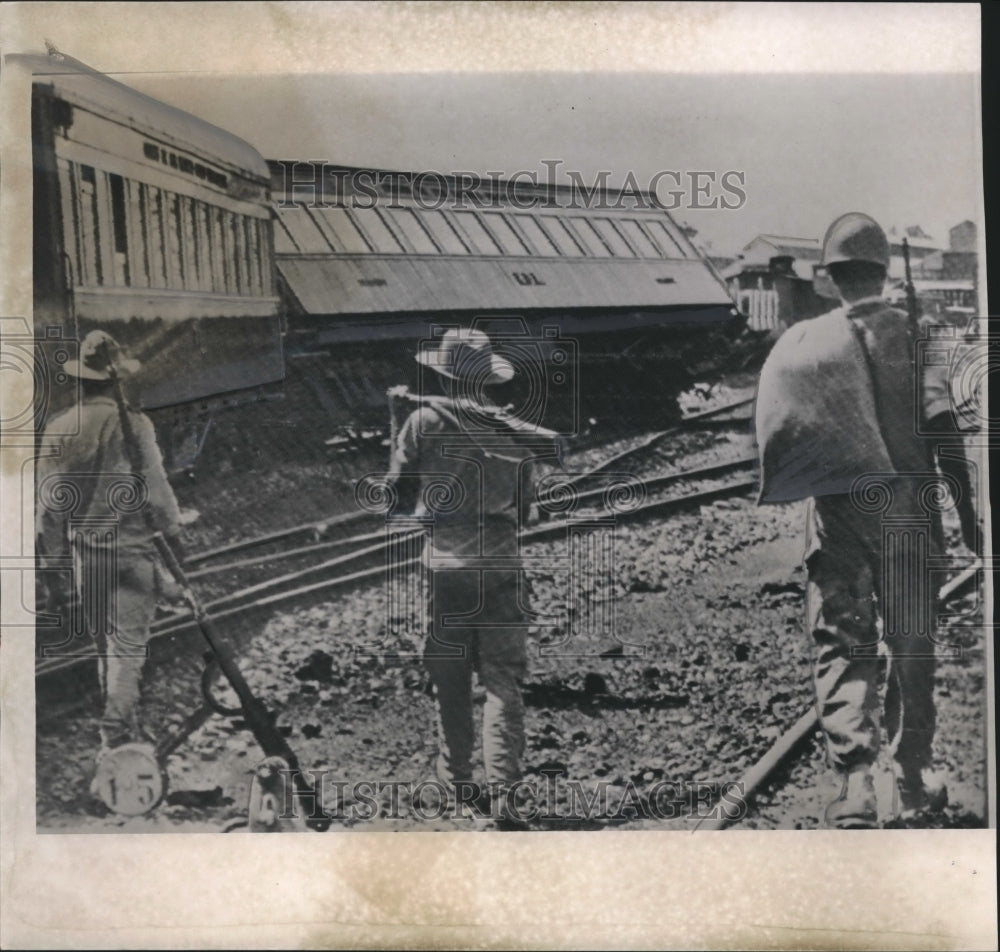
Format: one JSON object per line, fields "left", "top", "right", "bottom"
{"left": 722, "top": 235, "right": 827, "bottom": 333}
{"left": 726, "top": 221, "right": 978, "bottom": 333}
{"left": 886, "top": 221, "right": 977, "bottom": 321}
{"left": 886, "top": 224, "right": 939, "bottom": 280}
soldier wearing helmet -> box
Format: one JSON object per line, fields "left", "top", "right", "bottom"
{"left": 755, "top": 213, "right": 949, "bottom": 828}
{"left": 36, "top": 330, "right": 183, "bottom": 791}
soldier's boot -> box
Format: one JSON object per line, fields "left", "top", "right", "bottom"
{"left": 824, "top": 766, "right": 878, "bottom": 830}
{"left": 893, "top": 765, "right": 948, "bottom": 821}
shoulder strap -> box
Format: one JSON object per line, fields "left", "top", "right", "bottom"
{"left": 77, "top": 404, "right": 116, "bottom": 518}
{"left": 845, "top": 313, "right": 892, "bottom": 463}
{"left": 847, "top": 309, "right": 930, "bottom": 472}
{"left": 846, "top": 315, "right": 880, "bottom": 396}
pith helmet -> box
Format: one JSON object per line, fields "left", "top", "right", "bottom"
{"left": 64, "top": 330, "right": 141, "bottom": 380}
{"left": 821, "top": 212, "right": 890, "bottom": 269}
{"left": 416, "top": 327, "right": 514, "bottom": 384}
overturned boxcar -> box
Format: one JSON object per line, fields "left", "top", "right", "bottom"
{"left": 269, "top": 161, "right": 744, "bottom": 443}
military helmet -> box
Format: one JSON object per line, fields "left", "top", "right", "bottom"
{"left": 821, "top": 212, "right": 890, "bottom": 269}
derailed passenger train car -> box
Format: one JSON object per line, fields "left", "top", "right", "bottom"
{"left": 23, "top": 49, "right": 742, "bottom": 459}
{"left": 270, "top": 162, "right": 743, "bottom": 437}
{"left": 26, "top": 53, "right": 284, "bottom": 467}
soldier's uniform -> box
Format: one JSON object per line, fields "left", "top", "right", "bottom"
{"left": 389, "top": 329, "right": 535, "bottom": 795}
{"left": 801, "top": 297, "right": 940, "bottom": 780}
{"left": 919, "top": 315, "right": 979, "bottom": 554}
{"left": 36, "top": 331, "right": 182, "bottom": 750}
{"left": 756, "top": 214, "right": 948, "bottom": 827}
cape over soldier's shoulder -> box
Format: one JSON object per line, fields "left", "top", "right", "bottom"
{"left": 40, "top": 404, "right": 84, "bottom": 436}
{"left": 40, "top": 396, "right": 115, "bottom": 438}
{"left": 126, "top": 406, "right": 157, "bottom": 437}
{"left": 766, "top": 306, "right": 847, "bottom": 358}
{"left": 42, "top": 398, "right": 154, "bottom": 438}
{"left": 858, "top": 302, "right": 910, "bottom": 329}
{"left": 86, "top": 398, "right": 156, "bottom": 436}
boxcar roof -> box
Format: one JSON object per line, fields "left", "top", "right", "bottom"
{"left": 14, "top": 53, "right": 269, "bottom": 180}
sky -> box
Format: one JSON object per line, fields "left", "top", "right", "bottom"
{"left": 120, "top": 70, "right": 981, "bottom": 257}
{"left": 2, "top": 3, "right": 983, "bottom": 258}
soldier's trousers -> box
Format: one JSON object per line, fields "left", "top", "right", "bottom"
{"left": 805, "top": 494, "right": 939, "bottom": 774}
{"left": 77, "top": 545, "right": 158, "bottom": 748}
{"left": 424, "top": 567, "right": 528, "bottom": 786}
{"left": 925, "top": 409, "right": 979, "bottom": 554}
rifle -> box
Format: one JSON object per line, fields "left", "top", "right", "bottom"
{"left": 901, "top": 239, "right": 944, "bottom": 475}
{"left": 902, "top": 237, "right": 921, "bottom": 331}
{"left": 386, "top": 385, "right": 562, "bottom": 442}
{"left": 98, "top": 342, "right": 331, "bottom": 830}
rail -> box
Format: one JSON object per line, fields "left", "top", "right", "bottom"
{"left": 185, "top": 453, "right": 759, "bottom": 578}
{"left": 541, "top": 394, "right": 753, "bottom": 498}
{"left": 184, "top": 393, "right": 756, "bottom": 569}
{"left": 37, "top": 459, "right": 761, "bottom": 681}
{"left": 694, "top": 560, "right": 984, "bottom": 831}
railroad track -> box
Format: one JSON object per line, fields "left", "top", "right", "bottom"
{"left": 35, "top": 403, "right": 758, "bottom": 683}
{"left": 35, "top": 392, "right": 985, "bottom": 829}
{"left": 176, "top": 393, "right": 755, "bottom": 573}
{"left": 694, "top": 561, "right": 984, "bottom": 831}
{"left": 42, "top": 455, "right": 759, "bottom": 671}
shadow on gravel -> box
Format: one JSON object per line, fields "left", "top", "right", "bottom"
{"left": 883, "top": 809, "right": 986, "bottom": 830}
{"left": 521, "top": 680, "right": 689, "bottom": 712}
{"left": 165, "top": 787, "right": 234, "bottom": 810}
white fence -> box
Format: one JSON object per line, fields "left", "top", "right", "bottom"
{"left": 738, "top": 288, "right": 782, "bottom": 331}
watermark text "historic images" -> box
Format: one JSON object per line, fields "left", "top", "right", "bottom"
{"left": 271, "top": 771, "right": 748, "bottom": 824}
{"left": 273, "top": 160, "right": 747, "bottom": 211}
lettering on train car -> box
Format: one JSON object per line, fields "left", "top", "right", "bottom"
{"left": 143, "top": 141, "right": 229, "bottom": 189}
{"left": 29, "top": 53, "right": 283, "bottom": 473}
